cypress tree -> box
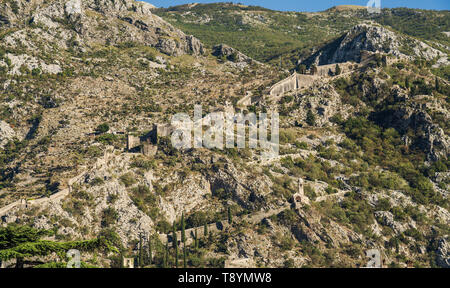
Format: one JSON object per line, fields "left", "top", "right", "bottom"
{"left": 164, "top": 241, "right": 168, "bottom": 268}
{"left": 194, "top": 229, "right": 198, "bottom": 251}
{"left": 435, "top": 77, "right": 440, "bottom": 92}
{"left": 181, "top": 212, "right": 186, "bottom": 244}
{"left": 172, "top": 222, "right": 177, "bottom": 249}
{"left": 175, "top": 243, "right": 179, "bottom": 268}
{"left": 183, "top": 245, "right": 187, "bottom": 268}
{"left": 228, "top": 206, "right": 233, "bottom": 224}
{"left": 335, "top": 64, "right": 341, "bottom": 75}
{"left": 148, "top": 238, "right": 152, "bottom": 265}
{"left": 204, "top": 222, "right": 208, "bottom": 236}
{"left": 138, "top": 233, "right": 143, "bottom": 268}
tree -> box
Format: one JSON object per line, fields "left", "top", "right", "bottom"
{"left": 0, "top": 224, "right": 118, "bottom": 268}
{"left": 163, "top": 241, "right": 169, "bottom": 268}
{"left": 204, "top": 223, "right": 208, "bottom": 237}
{"left": 183, "top": 245, "right": 187, "bottom": 268}
{"left": 335, "top": 64, "right": 341, "bottom": 75}
{"left": 297, "top": 64, "right": 307, "bottom": 74}
{"left": 227, "top": 206, "right": 233, "bottom": 224}
{"left": 148, "top": 239, "right": 152, "bottom": 266}
{"left": 138, "top": 233, "right": 143, "bottom": 268}
{"left": 435, "top": 77, "right": 440, "bottom": 92}
{"left": 181, "top": 212, "right": 186, "bottom": 244}
{"left": 194, "top": 229, "right": 199, "bottom": 251}
{"left": 175, "top": 242, "right": 178, "bottom": 268}
{"left": 172, "top": 222, "right": 177, "bottom": 249}
{"left": 95, "top": 123, "right": 109, "bottom": 134}
{"left": 306, "top": 109, "right": 316, "bottom": 126}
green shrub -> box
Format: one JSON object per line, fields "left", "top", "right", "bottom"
{"left": 119, "top": 172, "right": 136, "bottom": 187}
{"left": 101, "top": 208, "right": 118, "bottom": 227}
{"left": 96, "top": 123, "right": 110, "bottom": 134}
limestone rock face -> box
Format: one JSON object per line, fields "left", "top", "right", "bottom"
{"left": 436, "top": 236, "right": 450, "bottom": 268}
{"left": 3, "top": 0, "right": 204, "bottom": 57}
{"left": 0, "top": 121, "right": 16, "bottom": 148}
{"left": 372, "top": 97, "right": 450, "bottom": 161}
{"left": 65, "top": 0, "right": 84, "bottom": 33}
{"left": 212, "top": 44, "right": 256, "bottom": 64}
{"left": 303, "top": 24, "right": 448, "bottom": 67}
{"left": 156, "top": 35, "right": 205, "bottom": 56}
{"left": 374, "top": 211, "right": 413, "bottom": 234}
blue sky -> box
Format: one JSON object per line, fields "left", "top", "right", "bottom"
{"left": 142, "top": 0, "right": 449, "bottom": 12}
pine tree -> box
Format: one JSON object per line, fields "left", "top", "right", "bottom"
{"left": 0, "top": 224, "right": 118, "bottom": 268}
{"left": 335, "top": 64, "right": 341, "bottom": 75}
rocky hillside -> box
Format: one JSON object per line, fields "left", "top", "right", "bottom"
{"left": 154, "top": 3, "right": 450, "bottom": 70}
{"left": 0, "top": 1, "right": 449, "bottom": 268}
{"left": 301, "top": 24, "right": 449, "bottom": 67}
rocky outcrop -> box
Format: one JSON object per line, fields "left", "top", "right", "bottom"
{"left": 156, "top": 35, "right": 205, "bottom": 56}
{"left": 302, "top": 24, "right": 448, "bottom": 67}
{"left": 5, "top": 53, "right": 62, "bottom": 75}
{"left": 0, "top": 121, "right": 16, "bottom": 149}
{"left": 372, "top": 97, "right": 450, "bottom": 161}
{"left": 436, "top": 236, "right": 450, "bottom": 268}
{"left": 212, "top": 44, "right": 257, "bottom": 64}
{"left": 374, "top": 211, "right": 408, "bottom": 234}
{"left": 3, "top": 0, "right": 204, "bottom": 57}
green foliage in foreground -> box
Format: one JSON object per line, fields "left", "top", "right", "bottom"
{"left": 0, "top": 224, "right": 118, "bottom": 264}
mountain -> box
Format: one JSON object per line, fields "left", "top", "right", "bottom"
{"left": 301, "top": 23, "right": 448, "bottom": 67}
{"left": 0, "top": 1, "right": 449, "bottom": 268}
{"left": 154, "top": 3, "right": 450, "bottom": 69}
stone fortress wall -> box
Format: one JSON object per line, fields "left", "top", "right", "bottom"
{"left": 268, "top": 61, "right": 357, "bottom": 99}
{"left": 0, "top": 150, "right": 115, "bottom": 219}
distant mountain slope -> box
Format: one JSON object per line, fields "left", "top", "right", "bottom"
{"left": 301, "top": 23, "right": 448, "bottom": 68}
{"left": 154, "top": 3, "right": 450, "bottom": 69}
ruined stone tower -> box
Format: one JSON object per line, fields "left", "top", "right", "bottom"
{"left": 293, "top": 178, "right": 310, "bottom": 208}
{"left": 298, "top": 178, "right": 304, "bottom": 195}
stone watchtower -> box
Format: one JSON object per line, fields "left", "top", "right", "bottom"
{"left": 293, "top": 178, "right": 310, "bottom": 208}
